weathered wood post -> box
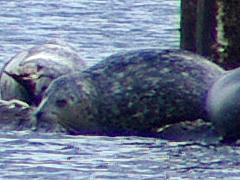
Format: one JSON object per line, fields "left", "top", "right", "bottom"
{"left": 196, "top": 0, "right": 217, "bottom": 58}
{"left": 181, "top": 0, "right": 240, "bottom": 69}
{"left": 217, "top": 0, "right": 240, "bottom": 69}
{"left": 180, "top": 0, "right": 198, "bottom": 52}
{"left": 181, "top": 0, "right": 218, "bottom": 57}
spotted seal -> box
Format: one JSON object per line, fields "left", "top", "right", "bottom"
{"left": 35, "top": 49, "right": 224, "bottom": 136}
{"left": 0, "top": 41, "right": 86, "bottom": 106}
{"left": 207, "top": 68, "right": 240, "bottom": 142}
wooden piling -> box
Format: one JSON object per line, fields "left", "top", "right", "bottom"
{"left": 180, "top": 0, "right": 198, "bottom": 52}
{"left": 181, "top": 0, "right": 240, "bottom": 69}
{"left": 217, "top": 0, "right": 240, "bottom": 69}
{"left": 196, "top": 0, "right": 217, "bottom": 58}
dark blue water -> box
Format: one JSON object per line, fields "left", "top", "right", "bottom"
{"left": 1, "top": 0, "right": 240, "bottom": 179}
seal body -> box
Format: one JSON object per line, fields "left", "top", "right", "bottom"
{"left": 35, "top": 49, "right": 224, "bottom": 136}
{"left": 207, "top": 68, "right": 240, "bottom": 141}
{"left": 0, "top": 41, "right": 86, "bottom": 106}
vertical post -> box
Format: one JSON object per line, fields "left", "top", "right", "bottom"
{"left": 217, "top": 0, "right": 240, "bottom": 69}
{"left": 180, "top": 0, "right": 198, "bottom": 52}
{"left": 196, "top": 0, "right": 217, "bottom": 58}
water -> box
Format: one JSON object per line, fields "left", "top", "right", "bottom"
{"left": 0, "top": 0, "right": 240, "bottom": 179}
{"left": 0, "top": 0, "right": 179, "bottom": 67}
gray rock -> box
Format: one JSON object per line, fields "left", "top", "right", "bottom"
{"left": 0, "top": 99, "right": 33, "bottom": 131}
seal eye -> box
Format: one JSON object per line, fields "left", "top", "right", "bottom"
{"left": 56, "top": 99, "right": 68, "bottom": 108}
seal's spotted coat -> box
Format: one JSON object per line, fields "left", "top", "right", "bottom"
{"left": 35, "top": 49, "right": 224, "bottom": 136}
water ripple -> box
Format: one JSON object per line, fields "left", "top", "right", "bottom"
{"left": 0, "top": 0, "right": 179, "bottom": 67}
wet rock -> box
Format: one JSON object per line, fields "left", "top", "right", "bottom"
{"left": 0, "top": 99, "right": 34, "bottom": 131}
{"left": 157, "top": 119, "right": 220, "bottom": 144}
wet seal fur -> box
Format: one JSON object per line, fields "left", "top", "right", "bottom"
{"left": 0, "top": 41, "right": 86, "bottom": 106}
{"left": 35, "top": 49, "right": 224, "bottom": 136}
{"left": 207, "top": 68, "right": 240, "bottom": 142}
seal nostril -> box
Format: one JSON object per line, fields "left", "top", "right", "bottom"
{"left": 56, "top": 99, "right": 67, "bottom": 108}
{"left": 36, "top": 111, "right": 43, "bottom": 119}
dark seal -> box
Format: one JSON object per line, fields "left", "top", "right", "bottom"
{"left": 206, "top": 68, "right": 240, "bottom": 142}
{"left": 35, "top": 49, "right": 224, "bottom": 136}
{"left": 0, "top": 41, "right": 86, "bottom": 106}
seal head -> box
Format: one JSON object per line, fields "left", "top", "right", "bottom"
{"left": 35, "top": 75, "right": 101, "bottom": 134}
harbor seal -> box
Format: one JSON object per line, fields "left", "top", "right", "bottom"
{"left": 207, "top": 68, "right": 240, "bottom": 142}
{"left": 0, "top": 41, "right": 86, "bottom": 106}
{"left": 35, "top": 49, "right": 224, "bottom": 136}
